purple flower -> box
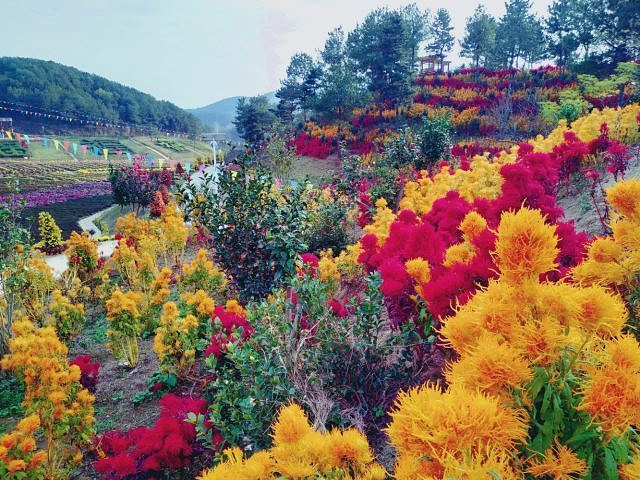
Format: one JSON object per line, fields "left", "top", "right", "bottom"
{"left": 1, "top": 181, "right": 113, "bottom": 208}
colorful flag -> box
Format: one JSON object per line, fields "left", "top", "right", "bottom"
{"left": 185, "top": 162, "right": 191, "bottom": 173}
{"left": 53, "top": 139, "right": 59, "bottom": 150}
{"left": 81, "top": 144, "right": 88, "bottom": 156}
{"left": 72, "top": 143, "right": 78, "bottom": 155}
{"left": 158, "top": 158, "right": 165, "bottom": 169}
{"left": 5, "top": 131, "right": 12, "bottom": 140}
{"left": 23, "top": 134, "right": 30, "bottom": 144}
{"left": 42, "top": 138, "right": 49, "bottom": 148}
{"left": 146, "top": 154, "right": 154, "bottom": 168}
{"left": 63, "top": 140, "right": 70, "bottom": 151}
{"left": 103, "top": 148, "right": 108, "bottom": 161}
{"left": 126, "top": 152, "right": 132, "bottom": 164}
{"left": 92, "top": 146, "right": 99, "bottom": 157}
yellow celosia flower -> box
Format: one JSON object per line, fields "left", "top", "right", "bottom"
{"left": 272, "top": 404, "right": 314, "bottom": 446}
{"left": 620, "top": 456, "right": 640, "bottom": 480}
{"left": 405, "top": 258, "right": 431, "bottom": 284}
{"left": 439, "top": 447, "right": 519, "bottom": 480}
{"left": 607, "top": 179, "right": 640, "bottom": 221}
{"left": 443, "top": 242, "right": 475, "bottom": 267}
{"left": 318, "top": 256, "right": 340, "bottom": 283}
{"left": 225, "top": 299, "right": 245, "bottom": 317}
{"left": 386, "top": 384, "right": 528, "bottom": 463}
{"left": 459, "top": 211, "right": 487, "bottom": 241}
{"left": 493, "top": 207, "right": 559, "bottom": 282}
{"left": 325, "top": 428, "right": 374, "bottom": 468}
{"left": 445, "top": 334, "right": 532, "bottom": 400}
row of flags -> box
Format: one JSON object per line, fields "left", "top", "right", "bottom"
{"left": 1, "top": 130, "right": 169, "bottom": 168}
{"left": 0, "top": 101, "right": 191, "bottom": 137}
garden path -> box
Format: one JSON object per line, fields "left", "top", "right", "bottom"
{"left": 45, "top": 240, "right": 116, "bottom": 277}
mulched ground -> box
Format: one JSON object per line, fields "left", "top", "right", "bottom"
{"left": 21, "top": 194, "right": 114, "bottom": 239}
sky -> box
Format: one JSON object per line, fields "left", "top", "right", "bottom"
{"left": 4, "top": 0, "right": 553, "bottom": 109}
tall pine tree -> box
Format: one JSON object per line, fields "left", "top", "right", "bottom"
{"left": 460, "top": 6, "right": 497, "bottom": 68}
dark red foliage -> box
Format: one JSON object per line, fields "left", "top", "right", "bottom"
{"left": 69, "top": 354, "right": 100, "bottom": 393}
{"left": 292, "top": 133, "right": 333, "bottom": 158}
{"left": 94, "top": 394, "right": 213, "bottom": 480}
{"left": 149, "top": 190, "right": 166, "bottom": 218}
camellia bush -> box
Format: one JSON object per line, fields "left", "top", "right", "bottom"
{"left": 178, "top": 162, "right": 310, "bottom": 301}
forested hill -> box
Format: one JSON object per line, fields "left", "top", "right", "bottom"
{"left": 0, "top": 57, "right": 201, "bottom": 133}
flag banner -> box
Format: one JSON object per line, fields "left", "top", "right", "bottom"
{"left": 126, "top": 152, "right": 132, "bottom": 164}
{"left": 72, "top": 143, "right": 78, "bottom": 155}
{"left": 42, "top": 138, "right": 49, "bottom": 147}
{"left": 185, "top": 162, "right": 191, "bottom": 173}
{"left": 15, "top": 133, "right": 22, "bottom": 141}
{"left": 146, "top": 154, "right": 154, "bottom": 168}
{"left": 103, "top": 148, "right": 108, "bottom": 160}
{"left": 158, "top": 158, "right": 165, "bottom": 168}
{"left": 115, "top": 150, "right": 122, "bottom": 156}
{"left": 23, "top": 134, "right": 30, "bottom": 144}
{"left": 6, "top": 131, "right": 12, "bottom": 140}
{"left": 92, "top": 146, "right": 99, "bottom": 157}
{"left": 81, "top": 144, "right": 88, "bottom": 156}
{"left": 53, "top": 139, "right": 59, "bottom": 150}
{"left": 63, "top": 141, "right": 70, "bottom": 151}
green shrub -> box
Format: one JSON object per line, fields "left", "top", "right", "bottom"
{"left": 417, "top": 113, "right": 452, "bottom": 170}
{"left": 201, "top": 272, "right": 426, "bottom": 451}
{"left": 38, "top": 211, "right": 63, "bottom": 252}
{"left": 178, "top": 161, "right": 309, "bottom": 301}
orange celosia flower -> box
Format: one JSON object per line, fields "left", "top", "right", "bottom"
{"left": 607, "top": 178, "right": 640, "bottom": 221}
{"left": 579, "top": 335, "right": 640, "bottom": 435}
{"left": 527, "top": 442, "right": 587, "bottom": 480}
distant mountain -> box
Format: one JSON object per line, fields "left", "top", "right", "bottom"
{"left": 188, "top": 91, "right": 277, "bottom": 138}
{"left": 0, "top": 57, "right": 202, "bottom": 133}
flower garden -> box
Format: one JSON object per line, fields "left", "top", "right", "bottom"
{"left": 1, "top": 63, "right": 640, "bottom": 480}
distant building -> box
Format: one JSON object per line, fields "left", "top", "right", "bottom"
{"left": 199, "top": 132, "right": 226, "bottom": 142}
{"left": 418, "top": 55, "right": 451, "bottom": 74}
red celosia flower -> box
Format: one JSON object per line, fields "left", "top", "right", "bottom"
{"left": 69, "top": 354, "right": 100, "bottom": 393}
{"left": 327, "top": 299, "right": 349, "bottom": 318}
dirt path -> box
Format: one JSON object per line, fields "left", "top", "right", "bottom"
{"left": 558, "top": 147, "right": 640, "bottom": 236}
{"left": 128, "top": 138, "right": 170, "bottom": 160}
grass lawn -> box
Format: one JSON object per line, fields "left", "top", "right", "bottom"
{"left": 290, "top": 155, "right": 341, "bottom": 185}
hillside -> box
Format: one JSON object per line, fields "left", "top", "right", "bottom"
{"left": 0, "top": 57, "right": 201, "bottom": 133}
{"left": 188, "top": 91, "right": 276, "bottom": 137}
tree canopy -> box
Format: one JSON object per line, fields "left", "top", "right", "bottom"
{"left": 0, "top": 57, "right": 201, "bottom": 133}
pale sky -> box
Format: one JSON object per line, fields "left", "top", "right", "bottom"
{"left": 3, "top": 0, "right": 552, "bottom": 109}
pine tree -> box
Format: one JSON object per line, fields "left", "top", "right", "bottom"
{"left": 495, "top": 0, "right": 545, "bottom": 68}
{"left": 545, "top": 0, "right": 579, "bottom": 65}
{"left": 428, "top": 9, "right": 455, "bottom": 59}
{"left": 460, "top": 6, "right": 497, "bottom": 68}
{"left": 233, "top": 96, "right": 276, "bottom": 146}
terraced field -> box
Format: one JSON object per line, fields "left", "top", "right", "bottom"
{"left": 0, "top": 157, "right": 127, "bottom": 194}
